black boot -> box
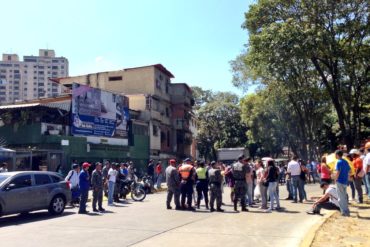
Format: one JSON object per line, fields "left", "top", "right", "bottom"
{"left": 234, "top": 200, "right": 238, "bottom": 212}
{"left": 216, "top": 207, "right": 224, "bottom": 212}
{"left": 210, "top": 207, "right": 215, "bottom": 212}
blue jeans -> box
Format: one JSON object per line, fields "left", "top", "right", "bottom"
{"left": 363, "top": 175, "right": 369, "bottom": 195}
{"left": 268, "top": 182, "right": 280, "bottom": 209}
{"left": 286, "top": 179, "right": 293, "bottom": 198}
{"left": 156, "top": 174, "right": 162, "bottom": 189}
{"left": 292, "top": 176, "right": 304, "bottom": 202}
{"left": 366, "top": 173, "right": 370, "bottom": 198}
{"left": 108, "top": 181, "right": 115, "bottom": 205}
{"left": 336, "top": 182, "right": 350, "bottom": 216}
{"left": 245, "top": 182, "right": 253, "bottom": 205}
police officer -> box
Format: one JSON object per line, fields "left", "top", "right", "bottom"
{"left": 91, "top": 162, "right": 105, "bottom": 212}
{"left": 232, "top": 155, "right": 248, "bottom": 212}
{"left": 166, "top": 159, "right": 181, "bottom": 210}
{"left": 179, "top": 158, "right": 196, "bottom": 211}
{"left": 208, "top": 161, "right": 224, "bottom": 212}
{"left": 195, "top": 161, "right": 209, "bottom": 209}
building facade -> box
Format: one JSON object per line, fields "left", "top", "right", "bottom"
{"left": 0, "top": 49, "right": 68, "bottom": 104}
{"left": 57, "top": 64, "right": 195, "bottom": 162}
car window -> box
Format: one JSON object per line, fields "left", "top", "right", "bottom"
{"left": 50, "top": 175, "right": 63, "bottom": 183}
{"left": 9, "top": 175, "right": 32, "bottom": 189}
{"left": 0, "top": 174, "right": 11, "bottom": 184}
{"left": 35, "top": 174, "right": 52, "bottom": 185}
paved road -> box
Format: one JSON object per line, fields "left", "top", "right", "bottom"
{"left": 0, "top": 183, "right": 324, "bottom": 247}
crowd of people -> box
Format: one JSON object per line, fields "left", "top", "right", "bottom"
{"left": 64, "top": 160, "right": 137, "bottom": 214}
{"left": 164, "top": 141, "right": 370, "bottom": 216}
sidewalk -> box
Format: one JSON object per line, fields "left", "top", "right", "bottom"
{"left": 310, "top": 197, "right": 370, "bottom": 247}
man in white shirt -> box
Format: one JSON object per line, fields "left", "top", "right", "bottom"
{"left": 307, "top": 182, "right": 340, "bottom": 215}
{"left": 287, "top": 156, "right": 304, "bottom": 203}
{"left": 0, "top": 162, "right": 8, "bottom": 173}
{"left": 364, "top": 142, "right": 370, "bottom": 199}
{"left": 107, "top": 164, "right": 118, "bottom": 206}
{"left": 65, "top": 164, "right": 80, "bottom": 206}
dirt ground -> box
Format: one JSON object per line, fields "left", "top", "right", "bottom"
{"left": 311, "top": 198, "right": 370, "bottom": 247}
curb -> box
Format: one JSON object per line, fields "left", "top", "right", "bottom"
{"left": 299, "top": 210, "right": 337, "bottom": 247}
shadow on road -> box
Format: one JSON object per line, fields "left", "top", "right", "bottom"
{"left": 0, "top": 211, "right": 75, "bottom": 227}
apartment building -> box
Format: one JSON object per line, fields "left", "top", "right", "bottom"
{"left": 0, "top": 49, "right": 68, "bottom": 104}
{"left": 57, "top": 64, "right": 194, "bottom": 161}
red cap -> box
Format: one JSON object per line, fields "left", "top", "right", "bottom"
{"left": 82, "top": 162, "right": 91, "bottom": 169}
{"left": 169, "top": 159, "right": 176, "bottom": 164}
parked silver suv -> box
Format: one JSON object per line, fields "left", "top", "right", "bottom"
{"left": 0, "top": 171, "right": 71, "bottom": 217}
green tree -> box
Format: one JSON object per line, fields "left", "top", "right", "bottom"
{"left": 192, "top": 88, "right": 248, "bottom": 161}
{"left": 233, "top": 0, "right": 370, "bottom": 149}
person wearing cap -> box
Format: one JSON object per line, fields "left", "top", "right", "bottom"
{"left": 179, "top": 158, "right": 196, "bottom": 210}
{"left": 208, "top": 161, "right": 224, "bottom": 212}
{"left": 165, "top": 159, "right": 181, "bottom": 210}
{"left": 335, "top": 150, "right": 350, "bottom": 216}
{"left": 350, "top": 149, "right": 364, "bottom": 203}
{"left": 65, "top": 163, "right": 81, "bottom": 206}
{"left": 78, "top": 162, "right": 91, "bottom": 214}
{"left": 364, "top": 142, "right": 370, "bottom": 199}
{"left": 307, "top": 182, "right": 340, "bottom": 215}
{"left": 231, "top": 154, "right": 248, "bottom": 212}
{"left": 195, "top": 161, "right": 209, "bottom": 209}
{"left": 91, "top": 162, "right": 105, "bottom": 212}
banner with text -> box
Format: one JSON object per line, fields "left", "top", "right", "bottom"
{"left": 71, "top": 83, "right": 130, "bottom": 139}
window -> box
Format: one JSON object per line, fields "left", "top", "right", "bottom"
{"left": 52, "top": 59, "right": 59, "bottom": 63}
{"left": 35, "top": 174, "right": 52, "bottom": 185}
{"left": 8, "top": 175, "right": 32, "bottom": 189}
{"left": 38, "top": 66, "right": 44, "bottom": 69}
{"left": 50, "top": 175, "right": 62, "bottom": 183}
{"left": 44, "top": 51, "right": 48, "bottom": 56}
{"left": 167, "top": 130, "right": 170, "bottom": 147}
{"left": 109, "top": 76, "right": 122, "bottom": 81}
{"left": 52, "top": 66, "right": 58, "bottom": 70}
{"left": 165, "top": 83, "right": 169, "bottom": 93}
{"left": 156, "top": 79, "right": 161, "bottom": 89}
{"left": 7, "top": 55, "right": 11, "bottom": 61}
{"left": 24, "top": 58, "right": 37, "bottom": 62}
{"left": 166, "top": 107, "right": 169, "bottom": 117}
{"left": 152, "top": 125, "right": 159, "bottom": 136}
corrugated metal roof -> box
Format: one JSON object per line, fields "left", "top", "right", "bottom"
{"left": 0, "top": 100, "right": 71, "bottom": 111}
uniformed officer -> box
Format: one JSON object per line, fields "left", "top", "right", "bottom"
{"left": 232, "top": 155, "right": 248, "bottom": 212}
{"left": 195, "top": 161, "right": 209, "bottom": 209}
{"left": 208, "top": 161, "right": 224, "bottom": 212}
{"left": 179, "top": 158, "right": 196, "bottom": 211}
{"left": 165, "top": 159, "right": 181, "bottom": 210}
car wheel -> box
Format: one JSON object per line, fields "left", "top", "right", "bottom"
{"left": 48, "top": 195, "right": 65, "bottom": 215}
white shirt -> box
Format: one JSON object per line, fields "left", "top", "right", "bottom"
{"left": 256, "top": 167, "right": 265, "bottom": 184}
{"left": 326, "top": 185, "right": 340, "bottom": 208}
{"left": 363, "top": 153, "right": 370, "bottom": 173}
{"left": 65, "top": 170, "right": 80, "bottom": 188}
{"left": 0, "top": 167, "right": 8, "bottom": 173}
{"left": 287, "top": 160, "right": 301, "bottom": 176}
{"left": 108, "top": 168, "right": 118, "bottom": 182}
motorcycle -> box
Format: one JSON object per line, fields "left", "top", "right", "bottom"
{"left": 141, "top": 175, "right": 153, "bottom": 194}
{"left": 119, "top": 178, "right": 146, "bottom": 201}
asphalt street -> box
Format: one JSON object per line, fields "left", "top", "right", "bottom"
{"left": 0, "top": 184, "right": 324, "bottom": 247}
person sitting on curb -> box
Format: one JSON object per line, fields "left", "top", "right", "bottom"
{"left": 306, "top": 182, "right": 340, "bottom": 215}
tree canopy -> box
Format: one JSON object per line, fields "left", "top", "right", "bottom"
{"left": 232, "top": 0, "right": 370, "bottom": 154}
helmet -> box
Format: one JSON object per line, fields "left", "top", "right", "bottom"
{"left": 349, "top": 149, "right": 360, "bottom": 155}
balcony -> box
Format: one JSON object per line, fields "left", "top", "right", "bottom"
{"left": 173, "top": 119, "right": 190, "bottom": 131}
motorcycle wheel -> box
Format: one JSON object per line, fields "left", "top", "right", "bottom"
{"left": 131, "top": 187, "right": 146, "bottom": 201}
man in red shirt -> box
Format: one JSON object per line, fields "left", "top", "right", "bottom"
{"left": 350, "top": 149, "right": 364, "bottom": 203}
{"left": 155, "top": 161, "right": 163, "bottom": 189}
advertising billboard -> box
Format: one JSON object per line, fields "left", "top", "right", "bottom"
{"left": 71, "top": 83, "right": 129, "bottom": 138}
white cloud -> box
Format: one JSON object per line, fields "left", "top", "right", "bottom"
{"left": 95, "top": 56, "right": 104, "bottom": 63}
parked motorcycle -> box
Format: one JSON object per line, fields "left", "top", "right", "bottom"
{"left": 119, "top": 178, "right": 146, "bottom": 201}
{"left": 141, "top": 175, "right": 153, "bottom": 194}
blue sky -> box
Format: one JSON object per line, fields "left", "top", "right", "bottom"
{"left": 1, "top": 0, "right": 254, "bottom": 95}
